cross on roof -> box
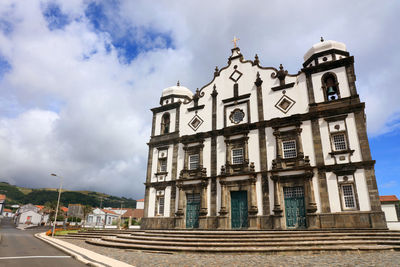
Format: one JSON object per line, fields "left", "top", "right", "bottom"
{"left": 232, "top": 36, "right": 240, "bottom": 48}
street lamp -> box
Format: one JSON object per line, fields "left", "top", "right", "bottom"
{"left": 51, "top": 173, "right": 63, "bottom": 238}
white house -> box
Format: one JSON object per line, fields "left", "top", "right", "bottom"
{"left": 0, "top": 194, "right": 5, "bottom": 216}
{"left": 14, "top": 204, "right": 47, "bottom": 225}
{"left": 136, "top": 199, "right": 144, "bottom": 209}
{"left": 86, "top": 208, "right": 119, "bottom": 228}
{"left": 142, "top": 39, "right": 387, "bottom": 230}
{"left": 380, "top": 195, "right": 400, "bottom": 230}
{"left": 2, "top": 208, "right": 14, "bottom": 217}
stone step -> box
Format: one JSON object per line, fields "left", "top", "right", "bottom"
{"left": 101, "top": 236, "right": 400, "bottom": 247}
{"left": 128, "top": 232, "right": 400, "bottom": 239}
{"left": 114, "top": 234, "right": 400, "bottom": 243}
{"left": 86, "top": 239, "right": 400, "bottom": 254}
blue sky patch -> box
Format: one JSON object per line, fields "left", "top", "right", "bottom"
{"left": 84, "top": 1, "right": 174, "bottom": 63}
{"left": 0, "top": 19, "right": 13, "bottom": 35}
{"left": 0, "top": 55, "right": 11, "bottom": 80}
{"left": 42, "top": 3, "right": 70, "bottom": 30}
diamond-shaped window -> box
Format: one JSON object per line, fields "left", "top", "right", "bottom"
{"left": 229, "top": 70, "right": 242, "bottom": 82}
{"left": 188, "top": 115, "right": 203, "bottom": 131}
{"left": 275, "top": 95, "right": 295, "bottom": 114}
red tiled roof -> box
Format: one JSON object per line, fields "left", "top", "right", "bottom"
{"left": 0, "top": 194, "right": 5, "bottom": 200}
{"left": 61, "top": 207, "right": 68, "bottom": 212}
{"left": 4, "top": 208, "right": 12, "bottom": 212}
{"left": 380, "top": 195, "right": 399, "bottom": 202}
{"left": 132, "top": 209, "right": 144, "bottom": 219}
{"left": 120, "top": 208, "right": 134, "bottom": 218}
{"left": 35, "top": 205, "right": 44, "bottom": 210}
{"left": 102, "top": 209, "right": 118, "bottom": 215}
{"left": 136, "top": 198, "right": 144, "bottom": 202}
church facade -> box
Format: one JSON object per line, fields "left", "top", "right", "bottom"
{"left": 142, "top": 40, "right": 387, "bottom": 230}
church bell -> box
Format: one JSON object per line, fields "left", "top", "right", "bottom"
{"left": 327, "top": 86, "right": 335, "bottom": 95}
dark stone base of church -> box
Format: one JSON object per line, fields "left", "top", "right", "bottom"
{"left": 141, "top": 211, "right": 387, "bottom": 230}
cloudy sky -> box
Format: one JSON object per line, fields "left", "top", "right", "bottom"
{"left": 0, "top": 0, "right": 399, "bottom": 199}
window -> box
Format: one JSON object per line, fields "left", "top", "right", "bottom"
{"left": 282, "top": 140, "right": 297, "bottom": 159}
{"left": 229, "top": 109, "right": 245, "bottom": 124}
{"left": 232, "top": 148, "right": 244, "bottom": 164}
{"left": 157, "top": 197, "right": 164, "bottom": 216}
{"left": 159, "top": 158, "right": 167, "bottom": 172}
{"left": 189, "top": 154, "right": 200, "bottom": 170}
{"left": 161, "top": 113, "right": 170, "bottom": 134}
{"left": 342, "top": 184, "right": 356, "bottom": 209}
{"left": 332, "top": 133, "right": 347, "bottom": 151}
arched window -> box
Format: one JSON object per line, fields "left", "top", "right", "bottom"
{"left": 322, "top": 73, "right": 340, "bottom": 101}
{"left": 161, "top": 113, "right": 170, "bottom": 134}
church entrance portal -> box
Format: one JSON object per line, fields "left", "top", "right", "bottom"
{"left": 284, "top": 186, "right": 306, "bottom": 229}
{"left": 231, "top": 191, "right": 248, "bottom": 229}
{"left": 186, "top": 193, "right": 200, "bottom": 228}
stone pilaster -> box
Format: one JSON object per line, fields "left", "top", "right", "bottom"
{"left": 306, "top": 73, "right": 315, "bottom": 105}
{"left": 354, "top": 110, "right": 381, "bottom": 211}
{"left": 311, "top": 119, "right": 331, "bottom": 213}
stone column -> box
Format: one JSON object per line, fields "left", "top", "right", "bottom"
{"left": 218, "top": 181, "right": 228, "bottom": 229}
{"left": 306, "top": 174, "right": 317, "bottom": 213}
{"left": 306, "top": 173, "right": 319, "bottom": 229}
{"left": 248, "top": 176, "right": 259, "bottom": 229}
{"left": 249, "top": 177, "right": 258, "bottom": 214}
{"left": 175, "top": 184, "right": 185, "bottom": 229}
{"left": 200, "top": 180, "right": 208, "bottom": 216}
{"left": 219, "top": 181, "right": 227, "bottom": 215}
{"left": 272, "top": 176, "right": 283, "bottom": 229}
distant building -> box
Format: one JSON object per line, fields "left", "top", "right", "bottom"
{"left": 67, "top": 204, "right": 84, "bottom": 218}
{"left": 0, "top": 194, "right": 5, "bottom": 215}
{"left": 2, "top": 208, "right": 14, "bottom": 217}
{"left": 136, "top": 199, "right": 144, "bottom": 209}
{"left": 14, "top": 204, "right": 48, "bottom": 225}
{"left": 86, "top": 208, "right": 119, "bottom": 227}
{"left": 380, "top": 195, "right": 400, "bottom": 230}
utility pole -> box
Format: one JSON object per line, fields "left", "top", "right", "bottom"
{"left": 99, "top": 196, "right": 103, "bottom": 209}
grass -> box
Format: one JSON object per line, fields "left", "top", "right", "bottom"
{"left": 54, "top": 230, "right": 79, "bottom": 236}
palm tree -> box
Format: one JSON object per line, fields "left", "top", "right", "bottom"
{"left": 82, "top": 205, "right": 93, "bottom": 227}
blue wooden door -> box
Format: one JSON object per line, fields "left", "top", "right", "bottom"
{"left": 186, "top": 193, "right": 200, "bottom": 228}
{"left": 231, "top": 191, "right": 248, "bottom": 229}
{"left": 284, "top": 186, "right": 306, "bottom": 228}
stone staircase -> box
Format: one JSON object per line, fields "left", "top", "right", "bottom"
{"left": 65, "top": 229, "right": 400, "bottom": 254}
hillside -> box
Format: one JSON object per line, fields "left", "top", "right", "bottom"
{"left": 0, "top": 182, "right": 136, "bottom": 208}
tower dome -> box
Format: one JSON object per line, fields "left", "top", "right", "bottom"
{"left": 160, "top": 82, "right": 193, "bottom": 105}
{"left": 303, "top": 39, "right": 348, "bottom": 68}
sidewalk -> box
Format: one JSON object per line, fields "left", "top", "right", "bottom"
{"left": 35, "top": 232, "right": 134, "bottom": 267}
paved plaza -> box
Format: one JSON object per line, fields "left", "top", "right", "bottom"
{"left": 63, "top": 239, "right": 400, "bottom": 267}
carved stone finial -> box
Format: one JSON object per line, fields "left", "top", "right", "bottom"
{"left": 321, "top": 37, "right": 324, "bottom": 42}
{"left": 271, "top": 64, "right": 288, "bottom": 86}
{"left": 177, "top": 80, "right": 180, "bottom": 86}
{"left": 220, "top": 165, "right": 226, "bottom": 174}
{"left": 253, "top": 54, "right": 259, "bottom": 65}
{"left": 254, "top": 71, "right": 263, "bottom": 87}
{"left": 211, "top": 84, "right": 218, "bottom": 97}
{"left": 250, "top": 162, "right": 255, "bottom": 172}
{"left": 214, "top": 66, "right": 219, "bottom": 77}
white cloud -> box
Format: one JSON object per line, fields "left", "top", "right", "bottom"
{"left": 0, "top": 0, "right": 399, "bottom": 198}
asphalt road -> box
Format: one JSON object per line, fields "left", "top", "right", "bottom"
{"left": 0, "top": 217, "right": 86, "bottom": 267}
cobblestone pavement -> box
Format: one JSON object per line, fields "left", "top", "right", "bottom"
{"left": 62, "top": 239, "right": 400, "bottom": 267}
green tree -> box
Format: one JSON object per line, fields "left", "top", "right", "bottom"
{"left": 44, "top": 200, "right": 63, "bottom": 222}
{"left": 82, "top": 205, "right": 93, "bottom": 226}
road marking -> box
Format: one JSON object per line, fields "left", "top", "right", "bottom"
{"left": 0, "top": 256, "right": 72, "bottom": 260}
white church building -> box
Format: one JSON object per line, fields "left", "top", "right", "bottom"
{"left": 142, "top": 39, "right": 387, "bottom": 230}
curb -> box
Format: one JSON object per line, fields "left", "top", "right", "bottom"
{"left": 35, "top": 232, "right": 133, "bottom": 267}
